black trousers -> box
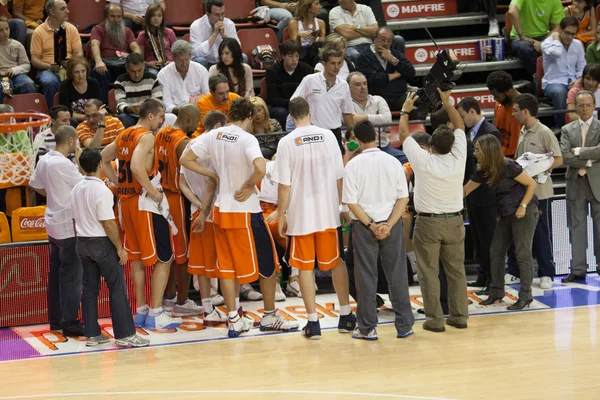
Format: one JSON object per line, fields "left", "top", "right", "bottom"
{"left": 467, "top": 198, "right": 498, "bottom": 285}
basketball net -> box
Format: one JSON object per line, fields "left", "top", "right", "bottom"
{"left": 0, "top": 113, "right": 51, "bottom": 189}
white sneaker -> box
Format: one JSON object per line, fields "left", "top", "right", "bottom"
{"left": 228, "top": 315, "right": 254, "bottom": 338}
{"left": 211, "top": 292, "right": 225, "bottom": 306}
{"left": 412, "top": 272, "right": 419, "bottom": 284}
{"left": 86, "top": 333, "right": 110, "bottom": 347}
{"left": 115, "top": 334, "right": 150, "bottom": 348}
{"left": 145, "top": 310, "right": 182, "bottom": 330}
{"left": 286, "top": 276, "right": 301, "bottom": 297}
{"left": 172, "top": 299, "right": 203, "bottom": 317}
{"left": 540, "top": 276, "right": 553, "bottom": 290}
{"left": 240, "top": 283, "right": 263, "bottom": 301}
{"left": 203, "top": 308, "right": 227, "bottom": 327}
{"left": 505, "top": 274, "right": 521, "bottom": 284}
{"left": 259, "top": 310, "right": 299, "bottom": 332}
{"left": 275, "top": 282, "right": 287, "bottom": 302}
{"left": 488, "top": 20, "right": 500, "bottom": 37}
{"left": 162, "top": 296, "right": 176, "bottom": 312}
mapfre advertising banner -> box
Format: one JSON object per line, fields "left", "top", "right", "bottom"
{"left": 384, "top": 0, "right": 457, "bottom": 19}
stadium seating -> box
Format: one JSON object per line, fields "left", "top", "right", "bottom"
{"left": 11, "top": 206, "right": 47, "bottom": 243}
{"left": 68, "top": 0, "right": 106, "bottom": 40}
{"left": 164, "top": 0, "right": 204, "bottom": 34}
{"left": 4, "top": 94, "right": 49, "bottom": 114}
{"left": 238, "top": 28, "right": 280, "bottom": 72}
{"left": 53, "top": 93, "right": 59, "bottom": 107}
{"left": 222, "top": 0, "right": 265, "bottom": 29}
{"left": 259, "top": 78, "right": 267, "bottom": 101}
{"left": 535, "top": 56, "right": 544, "bottom": 97}
{"left": 108, "top": 89, "right": 116, "bottom": 114}
{"left": 0, "top": 212, "right": 10, "bottom": 243}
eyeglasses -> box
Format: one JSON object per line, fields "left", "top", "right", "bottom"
{"left": 563, "top": 30, "right": 578, "bottom": 37}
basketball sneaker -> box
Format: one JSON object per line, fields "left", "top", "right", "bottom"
{"left": 211, "top": 292, "right": 225, "bottom": 306}
{"left": 86, "top": 334, "right": 110, "bottom": 347}
{"left": 286, "top": 276, "right": 301, "bottom": 297}
{"left": 238, "top": 307, "right": 261, "bottom": 328}
{"left": 240, "top": 284, "right": 263, "bottom": 301}
{"left": 397, "top": 329, "right": 414, "bottom": 339}
{"left": 203, "top": 308, "right": 227, "bottom": 327}
{"left": 505, "top": 274, "right": 520, "bottom": 284}
{"left": 302, "top": 320, "right": 322, "bottom": 340}
{"left": 259, "top": 310, "right": 299, "bottom": 332}
{"left": 162, "top": 296, "right": 176, "bottom": 312}
{"left": 145, "top": 310, "right": 182, "bottom": 330}
{"left": 352, "top": 328, "right": 378, "bottom": 341}
{"left": 115, "top": 334, "right": 150, "bottom": 348}
{"left": 228, "top": 315, "right": 254, "bottom": 338}
{"left": 338, "top": 313, "right": 357, "bottom": 333}
{"left": 275, "top": 282, "right": 287, "bottom": 302}
{"left": 134, "top": 311, "right": 148, "bottom": 328}
{"left": 172, "top": 299, "right": 203, "bottom": 317}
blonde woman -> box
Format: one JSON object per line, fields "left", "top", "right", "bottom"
{"left": 288, "top": 0, "right": 325, "bottom": 65}
{"left": 249, "top": 96, "right": 282, "bottom": 134}
{"left": 314, "top": 33, "right": 355, "bottom": 80}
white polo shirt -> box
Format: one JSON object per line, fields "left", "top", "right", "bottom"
{"left": 181, "top": 139, "right": 217, "bottom": 221}
{"left": 69, "top": 176, "right": 115, "bottom": 237}
{"left": 189, "top": 124, "right": 263, "bottom": 214}
{"left": 403, "top": 129, "right": 467, "bottom": 214}
{"left": 343, "top": 148, "right": 408, "bottom": 222}
{"left": 272, "top": 125, "right": 344, "bottom": 235}
{"left": 352, "top": 94, "right": 392, "bottom": 147}
{"left": 157, "top": 61, "right": 210, "bottom": 113}
{"left": 259, "top": 161, "right": 278, "bottom": 205}
{"left": 291, "top": 72, "right": 353, "bottom": 130}
{"left": 190, "top": 15, "right": 240, "bottom": 65}
{"left": 29, "top": 151, "right": 83, "bottom": 240}
{"left": 329, "top": 4, "right": 377, "bottom": 47}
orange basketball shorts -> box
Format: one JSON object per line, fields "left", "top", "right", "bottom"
{"left": 212, "top": 206, "right": 280, "bottom": 284}
{"left": 119, "top": 195, "right": 174, "bottom": 267}
{"left": 187, "top": 218, "right": 218, "bottom": 278}
{"left": 284, "top": 228, "right": 341, "bottom": 271}
{"left": 165, "top": 190, "right": 189, "bottom": 264}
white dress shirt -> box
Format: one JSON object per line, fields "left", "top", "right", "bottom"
{"left": 541, "top": 36, "right": 586, "bottom": 89}
{"left": 109, "top": 0, "right": 163, "bottom": 16}
{"left": 573, "top": 116, "right": 595, "bottom": 168}
{"left": 343, "top": 148, "right": 408, "bottom": 222}
{"left": 403, "top": 129, "right": 467, "bottom": 213}
{"left": 190, "top": 15, "right": 240, "bottom": 65}
{"left": 29, "top": 151, "right": 84, "bottom": 239}
{"left": 157, "top": 61, "right": 210, "bottom": 113}
{"left": 329, "top": 4, "right": 377, "bottom": 47}
{"left": 352, "top": 94, "right": 392, "bottom": 147}
{"left": 69, "top": 176, "right": 116, "bottom": 237}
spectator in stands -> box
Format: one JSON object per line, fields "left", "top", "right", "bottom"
{"left": 91, "top": 3, "right": 142, "bottom": 95}
{"left": 0, "top": 0, "right": 26, "bottom": 45}
{"left": 314, "top": 33, "right": 355, "bottom": 81}
{"left": 465, "top": 134, "right": 539, "bottom": 311}
{"left": 487, "top": 70, "right": 522, "bottom": 157}
{"left": 0, "top": 16, "right": 35, "bottom": 102}
{"left": 12, "top": 0, "right": 44, "bottom": 30}
{"left": 329, "top": 0, "right": 405, "bottom": 64}
{"left": 291, "top": 47, "right": 354, "bottom": 148}
{"left": 158, "top": 40, "right": 209, "bottom": 115}
{"left": 109, "top": 0, "right": 165, "bottom": 34}
{"left": 356, "top": 27, "right": 415, "bottom": 112}
{"left": 30, "top": 0, "right": 83, "bottom": 110}
{"left": 567, "top": 63, "right": 600, "bottom": 123}
{"left": 287, "top": 0, "right": 325, "bottom": 66}
{"left": 508, "top": 0, "right": 564, "bottom": 76}
{"left": 265, "top": 40, "right": 313, "bottom": 129}
{"left": 508, "top": 93, "right": 562, "bottom": 290}
{"left": 258, "top": 0, "right": 296, "bottom": 43}
{"left": 59, "top": 56, "right": 103, "bottom": 124}
{"left": 29, "top": 125, "right": 85, "bottom": 337}
{"left": 114, "top": 53, "right": 162, "bottom": 128}
{"left": 190, "top": 0, "right": 241, "bottom": 69}
{"left": 195, "top": 73, "right": 240, "bottom": 135}
{"left": 347, "top": 71, "right": 405, "bottom": 162}
{"left": 479, "top": 0, "right": 500, "bottom": 37}
{"left": 33, "top": 105, "right": 71, "bottom": 157}
{"left": 542, "top": 16, "right": 586, "bottom": 128}
{"left": 586, "top": 23, "right": 600, "bottom": 63}
{"left": 208, "top": 38, "right": 253, "bottom": 98}
{"left": 565, "top": 0, "right": 596, "bottom": 47}
{"left": 560, "top": 90, "right": 600, "bottom": 282}
{"left": 136, "top": 3, "right": 176, "bottom": 77}
{"left": 76, "top": 99, "right": 125, "bottom": 148}
{"left": 249, "top": 96, "right": 282, "bottom": 134}
{"left": 456, "top": 97, "right": 500, "bottom": 290}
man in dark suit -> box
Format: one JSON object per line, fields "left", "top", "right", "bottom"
{"left": 560, "top": 90, "right": 600, "bottom": 281}
{"left": 356, "top": 26, "right": 415, "bottom": 111}
{"left": 457, "top": 97, "right": 500, "bottom": 290}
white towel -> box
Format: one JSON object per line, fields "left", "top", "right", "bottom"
{"left": 138, "top": 172, "right": 178, "bottom": 235}
{"left": 516, "top": 152, "right": 554, "bottom": 184}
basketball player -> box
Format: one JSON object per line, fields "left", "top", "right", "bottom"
{"left": 273, "top": 97, "right": 355, "bottom": 339}
{"left": 100, "top": 99, "right": 181, "bottom": 330}
{"left": 155, "top": 104, "right": 203, "bottom": 317}
{"left": 179, "top": 110, "right": 228, "bottom": 327}
{"left": 180, "top": 98, "right": 299, "bottom": 337}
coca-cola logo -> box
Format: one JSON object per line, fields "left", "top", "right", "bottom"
{"left": 19, "top": 217, "right": 46, "bottom": 230}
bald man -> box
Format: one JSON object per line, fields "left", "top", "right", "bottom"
{"left": 155, "top": 104, "right": 203, "bottom": 317}
{"left": 29, "top": 125, "right": 85, "bottom": 336}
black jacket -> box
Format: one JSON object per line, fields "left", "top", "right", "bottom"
{"left": 265, "top": 60, "right": 313, "bottom": 109}
{"left": 467, "top": 119, "right": 501, "bottom": 207}
{"left": 356, "top": 47, "right": 415, "bottom": 101}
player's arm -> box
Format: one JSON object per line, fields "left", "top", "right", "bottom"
{"left": 179, "top": 174, "right": 203, "bottom": 211}
{"left": 343, "top": 113, "right": 354, "bottom": 132}
{"left": 234, "top": 157, "right": 266, "bottom": 202}
{"left": 101, "top": 219, "right": 124, "bottom": 254}
{"left": 100, "top": 140, "right": 119, "bottom": 185}
{"left": 201, "top": 179, "right": 217, "bottom": 218}
{"left": 179, "top": 147, "right": 219, "bottom": 182}
{"left": 131, "top": 135, "right": 162, "bottom": 201}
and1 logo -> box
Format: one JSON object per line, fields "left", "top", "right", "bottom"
{"left": 295, "top": 135, "right": 325, "bottom": 146}
{"left": 414, "top": 48, "right": 429, "bottom": 63}
{"left": 387, "top": 4, "right": 400, "bottom": 18}
{"left": 216, "top": 132, "right": 239, "bottom": 143}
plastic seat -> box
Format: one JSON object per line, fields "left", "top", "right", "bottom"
{"left": 53, "top": 92, "right": 60, "bottom": 107}
{"left": 4, "top": 93, "right": 49, "bottom": 114}
{"left": 238, "top": 28, "right": 280, "bottom": 71}
{"left": 222, "top": 0, "right": 264, "bottom": 28}
{"left": 11, "top": 206, "right": 48, "bottom": 243}
{"left": 535, "top": 56, "right": 544, "bottom": 97}
{"left": 164, "top": 0, "right": 204, "bottom": 34}
{"left": 0, "top": 212, "right": 11, "bottom": 243}
{"left": 260, "top": 78, "right": 267, "bottom": 100}
{"left": 68, "top": 0, "right": 106, "bottom": 40}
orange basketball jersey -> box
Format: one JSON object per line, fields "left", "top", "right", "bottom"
{"left": 116, "top": 127, "right": 158, "bottom": 200}
{"left": 155, "top": 126, "right": 188, "bottom": 193}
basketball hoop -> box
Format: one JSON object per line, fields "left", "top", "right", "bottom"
{"left": 0, "top": 112, "right": 52, "bottom": 189}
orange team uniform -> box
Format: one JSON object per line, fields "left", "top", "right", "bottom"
{"left": 566, "top": 5, "right": 594, "bottom": 46}
{"left": 493, "top": 103, "right": 522, "bottom": 158}
{"left": 116, "top": 127, "right": 174, "bottom": 267}
{"left": 76, "top": 115, "right": 124, "bottom": 147}
{"left": 193, "top": 92, "right": 240, "bottom": 137}
{"left": 155, "top": 126, "right": 190, "bottom": 264}
{"left": 257, "top": 161, "right": 286, "bottom": 248}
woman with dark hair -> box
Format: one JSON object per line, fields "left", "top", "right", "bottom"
{"left": 464, "top": 134, "right": 538, "bottom": 311}
{"left": 58, "top": 55, "right": 103, "bottom": 123}
{"left": 208, "top": 38, "right": 253, "bottom": 98}
{"left": 565, "top": 0, "right": 596, "bottom": 46}
{"left": 566, "top": 63, "right": 600, "bottom": 122}
{"left": 136, "top": 3, "right": 177, "bottom": 76}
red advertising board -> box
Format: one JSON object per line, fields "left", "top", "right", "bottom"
{"left": 384, "top": 0, "right": 457, "bottom": 20}
{"left": 406, "top": 41, "right": 481, "bottom": 64}
{"left": 449, "top": 90, "right": 496, "bottom": 109}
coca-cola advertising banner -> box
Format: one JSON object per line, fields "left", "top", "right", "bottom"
{"left": 384, "top": 0, "right": 457, "bottom": 20}
{"left": 0, "top": 243, "right": 149, "bottom": 328}
{"left": 19, "top": 216, "right": 46, "bottom": 231}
